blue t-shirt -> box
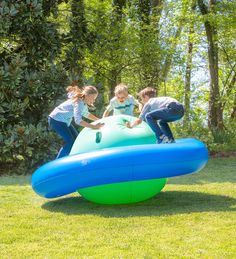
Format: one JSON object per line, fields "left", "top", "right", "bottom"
{"left": 139, "top": 97, "right": 181, "bottom": 120}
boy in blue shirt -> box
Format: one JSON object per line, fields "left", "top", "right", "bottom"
{"left": 126, "top": 87, "right": 184, "bottom": 144}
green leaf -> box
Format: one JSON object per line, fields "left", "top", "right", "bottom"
{"left": 16, "top": 155, "right": 25, "bottom": 161}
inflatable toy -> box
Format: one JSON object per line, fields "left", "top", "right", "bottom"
{"left": 31, "top": 115, "right": 208, "bottom": 204}
{"left": 70, "top": 115, "right": 156, "bottom": 155}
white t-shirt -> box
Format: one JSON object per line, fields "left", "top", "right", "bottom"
{"left": 106, "top": 95, "right": 139, "bottom": 116}
{"left": 139, "top": 97, "right": 181, "bottom": 120}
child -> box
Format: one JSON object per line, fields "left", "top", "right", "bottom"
{"left": 103, "top": 84, "right": 141, "bottom": 117}
{"left": 126, "top": 87, "right": 184, "bottom": 144}
{"left": 48, "top": 85, "right": 104, "bottom": 158}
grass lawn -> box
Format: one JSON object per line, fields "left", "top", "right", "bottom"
{"left": 0, "top": 157, "right": 235, "bottom": 258}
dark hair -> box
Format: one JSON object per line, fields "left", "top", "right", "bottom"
{"left": 138, "top": 87, "right": 156, "bottom": 98}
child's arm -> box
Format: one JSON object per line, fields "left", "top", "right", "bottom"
{"left": 74, "top": 101, "right": 103, "bottom": 129}
{"left": 132, "top": 96, "right": 143, "bottom": 113}
{"left": 102, "top": 108, "right": 110, "bottom": 118}
{"left": 87, "top": 113, "right": 100, "bottom": 121}
{"left": 79, "top": 120, "right": 104, "bottom": 129}
{"left": 126, "top": 118, "right": 142, "bottom": 128}
{"left": 126, "top": 102, "right": 150, "bottom": 128}
{"left": 138, "top": 102, "right": 143, "bottom": 112}
{"left": 103, "top": 100, "right": 113, "bottom": 118}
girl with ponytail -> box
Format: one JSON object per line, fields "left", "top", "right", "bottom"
{"left": 48, "top": 85, "right": 104, "bottom": 159}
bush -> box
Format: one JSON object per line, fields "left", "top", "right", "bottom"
{"left": 0, "top": 54, "right": 69, "bottom": 175}
{"left": 0, "top": 123, "right": 59, "bottom": 175}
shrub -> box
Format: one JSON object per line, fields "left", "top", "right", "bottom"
{"left": 0, "top": 54, "right": 69, "bottom": 175}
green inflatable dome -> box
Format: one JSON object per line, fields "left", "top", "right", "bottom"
{"left": 70, "top": 115, "right": 156, "bottom": 155}
{"left": 70, "top": 115, "right": 167, "bottom": 205}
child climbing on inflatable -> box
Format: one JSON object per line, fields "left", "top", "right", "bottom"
{"left": 48, "top": 85, "right": 104, "bottom": 158}
{"left": 103, "top": 83, "right": 141, "bottom": 117}
{"left": 126, "top": 87, "right": 184, "bottom": 144}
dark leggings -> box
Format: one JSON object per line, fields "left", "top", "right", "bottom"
{"left": 48, "top": 117, "right": 78, "bottom": 159}
{"left": 145, "top": 102, "right": 184, "bottom": 142}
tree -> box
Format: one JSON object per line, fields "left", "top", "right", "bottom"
{"left": 197, "top": 0, "right": 223, "bottom": 131}
{"left": 64, "top": 0, "right": 87, "bottom": 84}
{"left": 184, "top": 1, "right": 196, "bottom": 128}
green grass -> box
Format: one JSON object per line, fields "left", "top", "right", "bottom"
{"left": 0, "top": 158, "right": 235, "bottom": 258}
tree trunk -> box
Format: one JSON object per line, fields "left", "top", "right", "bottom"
{"left": 152, "top": 0, "right": 163, "bottom": 16}
{"left": 67, "top": 0, "right": 87, "bottom": 85}
{"left": 108, "top": 70, "right": 119, "bottom": 98}
{"left": 161, "top": 25, "right": 182, "bottom": 86}
{"left": 231, "top": 95, "right": 236, "bottom": 119}
{"left": 184, "top": 2, "right": 196, "bottom": 129}
{"left": 184, "top": 28, "right": 194, "bottom": 128}
{"left": 138, "top": 0, "right": 163, "bottom": 89}
{"left": 228, "top": 73, "right": 236, "bottom": 119}
{"left": 139, "top": 0, "right": 151, "bottom": 25}
{"left": 107, "top": 0, "right": 126, "bottom": 98}
{"left": 197, "top": 0, "right": 223, "bottom": 131}
{"left": 138, "top": 0, "right": 151, "bottom": 82}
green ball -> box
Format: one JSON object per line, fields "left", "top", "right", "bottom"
{"left": 78, "top": 178, "right": 167, "bottom": 205}
{"left": 70, "top": 115, "right": 167, "bottom": 205}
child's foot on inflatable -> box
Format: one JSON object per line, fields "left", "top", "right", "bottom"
{"left": 157, "top": 135, "right": 165, "bottom": 144}
{"left": 162, "top": 136, "right": 170, "bottom": 144}
{"left": 168, "top": 138, "right": 175, "bottom": 143}
{"left": 156, "top": 139, "right": 163, "bottom": 144}
{"left": 163, "top": 136, "right": 175, "bottom": 144}
{"left": 157, "top": 136, "right": 175, "bottom": 144}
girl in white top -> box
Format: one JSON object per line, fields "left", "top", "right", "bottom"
{"left": 103, "top": 84, "right": 141, "bottom": 117}
{"left": 48, "top": 85, "right": 104, "bottom": 159}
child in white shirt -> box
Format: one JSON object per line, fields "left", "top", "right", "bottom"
{"left": 103, "top": 84, "right": 141, "bottom": 117}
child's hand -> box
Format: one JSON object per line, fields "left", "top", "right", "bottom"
{"left": 126, "top": 122, "right": 132, "bottom": 128}
{"left": 93, "top": 122, "right": 104, "bottom": 129}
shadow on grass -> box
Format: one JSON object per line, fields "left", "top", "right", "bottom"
{"left": 0, "top": 175, "right": 31, "bottom": 186}
{"left": 42, "top": 191, "right": 236, "bottom": 217}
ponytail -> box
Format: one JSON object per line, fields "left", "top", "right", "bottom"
{"left": 66, "top": 85, "right": 84, "bottom": 101}
{"left": 69, "top": 85, "right": 98, "bottom": 103}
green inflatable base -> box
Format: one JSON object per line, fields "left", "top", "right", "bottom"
{"left": 78, "top": 178, "right": 167, "bottom": 205}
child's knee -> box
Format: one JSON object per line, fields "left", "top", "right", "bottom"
{"left": 159, "top": 120, "right": 167, "bottom": 126}
{"left": 145, "top": 113, "right": 152, "bottom": 121}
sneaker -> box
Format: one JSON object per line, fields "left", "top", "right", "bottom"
{"left": 162, "top": 136, "right": 170, "bottom": 143}
{"left": 162, "top": 136, "right": 176, "bottom": 144}
{"left": 156, "top": 135, "right": 168, "bottom": 144}
{"left": 168, "top": 138, "right": 176, "bottom": 143}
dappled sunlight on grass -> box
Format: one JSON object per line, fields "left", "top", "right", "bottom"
{"left": 169, "top": 158, "right": 236, "bottom": 184}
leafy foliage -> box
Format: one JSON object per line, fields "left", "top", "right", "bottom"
{"left": 0, "top": 0, "right": 235, "bottom": 174}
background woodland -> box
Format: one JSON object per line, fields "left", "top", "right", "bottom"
{"left": 0, "top": 0, "right": 235, "bottom": 174}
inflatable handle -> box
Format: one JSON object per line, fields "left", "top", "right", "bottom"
{"left": 96, "top": 131, "right": 102, "bottom": 143}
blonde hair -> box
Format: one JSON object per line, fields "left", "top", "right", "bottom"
{"left": 114, "top": 84, "right": 128, "bottom": 95}
{"left": 66, "top": 85, "right": 80, "bottom": 93}
{"left": 67, "top": 85, "right": 98, "bottom": 102}
{"left": 139, "top": 87, "right": 156, "bottom": 98}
